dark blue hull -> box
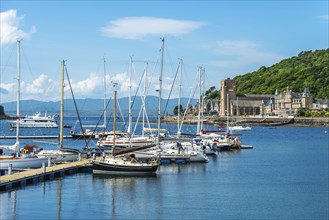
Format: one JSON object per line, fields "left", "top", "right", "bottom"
{"left": 92, "top": 160, "right": 159, "bottom": 176}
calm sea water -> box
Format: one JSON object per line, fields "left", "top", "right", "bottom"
{"left": 0, "top": 118, "right": 328, "bottom": 219}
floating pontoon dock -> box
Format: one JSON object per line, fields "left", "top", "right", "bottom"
{"left": 0, "top": 135, "right": 72, "bottom": 139}
{"left": 0, "top": 158, "right": 92, "bottom": 192}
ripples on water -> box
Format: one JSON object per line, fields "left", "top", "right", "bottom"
{"left": 0, "top": 119, "right": 328, "bottom": 219}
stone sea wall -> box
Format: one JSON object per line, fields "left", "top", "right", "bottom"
{"left": 162, "top": 115, "right": 329, "bottom": 127}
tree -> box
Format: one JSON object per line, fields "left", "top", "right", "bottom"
{"left": 206, "top": 90, "right": 220, "bottom": 99}
{"left": 205, "top": 86, "right": 216, "bottom": 96}
{"left": 173, "top": 104, "right": 184, "bottom": 116}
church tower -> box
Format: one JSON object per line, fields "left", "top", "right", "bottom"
{"left": 220, "top": 78, "right": 236, "bottom": 117}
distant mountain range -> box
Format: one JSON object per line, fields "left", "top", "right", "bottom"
{"left": 1, "top": 96, "right": 197, "bottom": 117}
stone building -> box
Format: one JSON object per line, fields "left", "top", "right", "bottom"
{"left": 312, "top": 99, "right": 329, "bottom": 110}
{"left": 273, "top": 88, "right": 313, "bottom": 116}
{"left": 220, "top": 78, "right": 236, "bottom": 116}
{"left": 218, "top": 78, "right": 317, "bottom": 117}
{"left": 204, "top": 99, "right": 220, "bottom": 115}
{"left": 219, "top": 78, "right": 271, "bottom": 116}
{"left": 231, "top": 95, "right": 274, "bottom": 116}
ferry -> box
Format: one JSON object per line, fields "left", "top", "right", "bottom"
{"left": 9, "top": 112, "right": 58, "bottom": 128}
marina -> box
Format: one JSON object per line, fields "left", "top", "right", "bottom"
{"left": 0, "top": 118, "right": 328, "bottom": 219}
{"left": 0, "top": 1, "right": 328, "bottom": 219}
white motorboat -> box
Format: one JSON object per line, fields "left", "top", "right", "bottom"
{"left": 228, "top": 125, "right": 251, "bottom": 131}
{"left": 9, "top": 112, "right": 58, "bottom": 128}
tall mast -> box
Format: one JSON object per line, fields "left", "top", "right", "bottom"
{"left": 15, "top": 40, "right": 21, "bottom": 153}
{"left": 177, "top": 58, "right": 183, "bottom": 136}
{"left": 113, "top": 82, "right": 118, "bottom": 149}
{"left": 142, "top": 61, "right": 148, "bottom": 137}
{"left": 197, "top": 66, "right": 202, "bottom": 134}
{"left": 201, "top": 67, "right": 205, "bottom": 132}
{"left": 103, "top": 57, "right": 107, "bottom": 129}
{"left": 157, "top": 38, "right": 165, "bottom": 138}
{"left": 128, "top": 56, "right": 132, "bottom": 135}
{"left": 60, "top": 60, "right": 65, "bottom": 149}
{"left": 226, "top": 93, "right": 229, "bottom": 134}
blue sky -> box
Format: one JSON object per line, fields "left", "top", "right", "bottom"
{"left": 0, "top": 0, "right": 328, "bottom": 103}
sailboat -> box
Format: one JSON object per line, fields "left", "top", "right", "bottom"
{"left": 36, "top": 60, "right": 82, "bottom": 163}
{"left": 228, "top": 97, "right": 251, "bottom": 131}
{"left": 92, "top": 82, "right": 160, "bottom": 175}
{"left": 71, "top": 57, "right": 111, "bottom": 139}
{"left": 96, "top": 56, "right": 156, "bottom": 151}
{"left": 0, "top": 40, "right": 48, "bottom": 170}
{"left": 158, "top": 63, "right": 209, "bottom": 161}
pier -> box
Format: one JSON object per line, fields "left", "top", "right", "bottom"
{"left": 0, "top": 158, "right": 92, "bottom": 192}
{"left": 0, "top": 135, "right": 73, "bottom": 139}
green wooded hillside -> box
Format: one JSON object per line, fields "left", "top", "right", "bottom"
{"left": 234, "top": 49, "right": 329, "bottom": 99}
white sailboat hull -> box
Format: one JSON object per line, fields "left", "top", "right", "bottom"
{"left": 36, "top": 149, "right": 80, "bottom": 163}
{"left": 98, "top": 136, "right": 155, "bottom": 148}
{"left": 0, "top": 157, "right": 48, "bottom": 170}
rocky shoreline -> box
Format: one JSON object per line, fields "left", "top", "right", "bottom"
{"left": 161, "top": 115, "right": 329, "bottom": 127}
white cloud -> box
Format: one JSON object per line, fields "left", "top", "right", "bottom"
{"left": 23, "top": 74, "right": 50, "bottom": 94}
{"left": 210, "top": 40, "right": 284, "bottom": 73}
{"left": 69, "top": 72, "right": 103, "bottom": 97}
{"left": 0, "top": 71, "right": 182, "bottom": 103}
{"left": 1, "top": 74, "right": 58, "bottom": 102}
{"left": 64, "top": 72, "right": 136, "bottom": 99}
{"left": 101, "top": 17, "right": 205, "bottom": 39}
{"left": 0, "top": 9, "right": 36, "bottom": 46}
{"left": 0, "top": 82, "right": 16, "bottom": 95}
{"left": 318, "top": 15, "right": 329, "bottom": 22}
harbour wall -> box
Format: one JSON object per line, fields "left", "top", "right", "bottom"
{"left": 162, "top": 116, "right": 329, "bottom": 127}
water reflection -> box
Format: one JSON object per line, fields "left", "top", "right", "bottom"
{"left": 92, "top": 174, "right": 158, "bottom": 218}
{"left": 159, "top": 162, "right": 208, "bottom": 174}
{"left": 57, "top": 179, "right": 62, "bottom": 220}
{"left": 0, "top": 190, "right": 17, "bottom": 220}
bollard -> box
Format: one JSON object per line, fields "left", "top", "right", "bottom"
{"left": 42, "top": 162, "right": 46, "bottom": 173}
{"left": 93, "top": 153, "right": 96, "bottom": 160}
{"left": 79, "top": 153, "right": 81, "bottom": 161}
{"left": 48, "top": 157, "right": 51, "bottom": 167}
{"left": 8, "top": 164, "right": 12, "bottom": 175}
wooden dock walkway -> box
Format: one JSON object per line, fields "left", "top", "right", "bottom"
{"left": 0, "top": 135, "right": 72, "bottom": 139}
{"left": 0, "top": 158, "right": 93, "bottom": 192}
